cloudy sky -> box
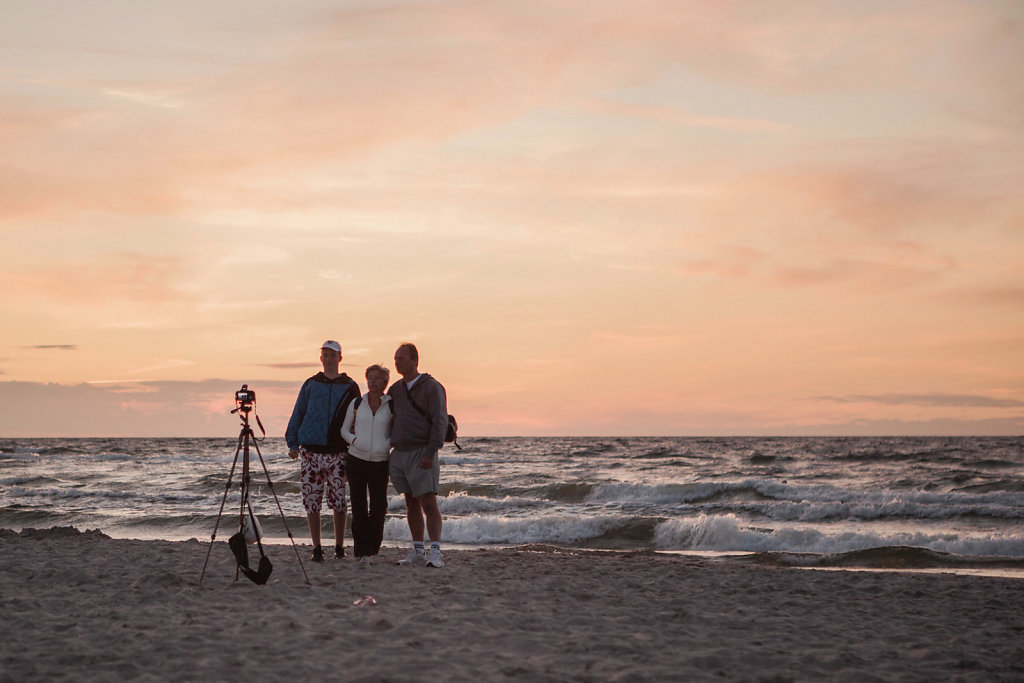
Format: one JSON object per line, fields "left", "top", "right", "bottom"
{"left": 1, "top": 0, "right": 1022, "bottom": 437}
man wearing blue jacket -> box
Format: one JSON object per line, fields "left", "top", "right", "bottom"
{"left": 286, "top": 340, "right": 360, "bottom": 562}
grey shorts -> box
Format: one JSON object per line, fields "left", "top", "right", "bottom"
{"left": 389, "top": 446, "right": 439, "bottom": 498}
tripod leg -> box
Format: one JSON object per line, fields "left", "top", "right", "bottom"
{"left": 199, "top": 431, "right": 245, "bottom": 584}
{"left": 250, "top": 437, "right": 311, "bottom": 585}
{"left": 236, "top": 438, "right": 251, "bottom": 582}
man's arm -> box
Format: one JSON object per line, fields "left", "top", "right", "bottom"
{"left": 285, "top": 380, "right": 309, "bottom": 454}
{"left": 418, "top": 380, "right": 447, "bottom": 467}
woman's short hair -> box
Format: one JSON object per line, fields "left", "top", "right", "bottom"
{"left": 365, "top": 364, "right": 390, "bottom": 380}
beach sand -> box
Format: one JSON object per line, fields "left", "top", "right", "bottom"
{"left": 2, "top": 528, "right": 1023, "bottom": 681}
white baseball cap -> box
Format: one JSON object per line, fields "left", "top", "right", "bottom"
{"left": 321, "top": 340, "right": 341, "bottom": 353}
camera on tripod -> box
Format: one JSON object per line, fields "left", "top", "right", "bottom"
{"left": 235, "top": 384, "right": 256, "bottom": 410}
{"left": 201, "top": 381, "right": 310, "bottom": 586}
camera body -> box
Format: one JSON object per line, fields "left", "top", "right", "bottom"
{"left": 235, "top": 384, "right": 256, "bottom": 408}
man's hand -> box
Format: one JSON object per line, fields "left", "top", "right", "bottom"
{"left": 288, "top": 448, "right": 299, "bottom": 460}
{"left": 419, "top": 455, "right": 434, "bottom": 469}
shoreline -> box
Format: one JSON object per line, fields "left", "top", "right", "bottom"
{"left": 76, "top": 528, "right": 1024, "bottom": 581}
{"left": 3, "top": 527, "right": 1024, "bottom": 680}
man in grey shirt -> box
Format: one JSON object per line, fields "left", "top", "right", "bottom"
{"left": 388, "top": 342, "right": 448, "bottom": 567}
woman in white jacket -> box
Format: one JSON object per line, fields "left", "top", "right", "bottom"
{"left": 341, "top": 364, "right": 393, "bottom": 564}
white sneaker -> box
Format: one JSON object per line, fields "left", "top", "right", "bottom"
{"left": 397, "top": 549, "right": 425, "bottom": 566}
{"left": 359, "top": 556, "right": 372, "bottom": 566}
{"left": 426, "top": 546, "right": 444, "bottom": 568}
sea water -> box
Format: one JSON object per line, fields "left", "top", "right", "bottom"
{"left": 2, "top": 436, "right": 1022, "bottom": 572}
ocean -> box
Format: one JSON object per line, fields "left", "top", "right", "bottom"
{"left": 2, "top": 435, "right": 1023, "bottom": 574}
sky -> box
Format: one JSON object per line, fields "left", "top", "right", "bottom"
{"left": 1, "top": 0, "right": 1022, "bottom": 437}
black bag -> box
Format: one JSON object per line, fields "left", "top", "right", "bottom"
{"left": 326, "top": 377, "right": 358, "bottom": 453}
{"left": 443, "top": 414, "right": 459, "bottom": 445}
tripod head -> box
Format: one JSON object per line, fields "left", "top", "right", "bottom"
{"left": 232, "top": 384, "right": 256, "bottom": 416}
{"left": 230, "top": 384, "right": 267, "bottom": 442}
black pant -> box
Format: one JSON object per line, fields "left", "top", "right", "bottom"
{"left": 345, "top": 454, "right": 390, "bottom": 557}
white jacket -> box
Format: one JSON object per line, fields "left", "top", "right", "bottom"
{"left": 341, "top": 393, "right": 393, "bottom": 462}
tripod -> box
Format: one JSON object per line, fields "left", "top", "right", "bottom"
{"left": 200, "top": 397, "right": 309, "bottom": 585}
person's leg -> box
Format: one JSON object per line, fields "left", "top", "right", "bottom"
{"left": 300, "top": 449, "right": 325, "bottom": 556}
{"left": 404, "top": 448, "right": 442, "bottom": 556}
{"left": 419, "top": 492, "right": 442, "bottom": 543}
{"left": 346, "top": 455, "right": 370, "bottom": 557}
{"left": 333, "top": 509, "right": 347, "bottom": 556}
{"left": 367, "top": 459, "right": 390, "bottom": 555}
{"left": 420, "top": 492, "right": 444, "bottom": 567}
{"left": 404, "top": 492, "right": 425, "bottom": 542}
{"left": 407, "top": 450, "right": 443, "bottom": 567}
{"left": 325, "top": 455, "right": 348, "bottom": 556}
{"left": 306, "top": 511, "right": 321, "bottom": 547}
{"left": 392, "top": 450, "right": 424, "bottom": 565}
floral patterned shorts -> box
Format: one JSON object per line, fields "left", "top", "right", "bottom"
{"left": 299, "top": 447, "right": 347, "bottom": 514}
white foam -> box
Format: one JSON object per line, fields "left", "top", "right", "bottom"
{"left": 704, "top": 498, "right": 1024, "bottom": 522}
{"left": 586, "top": 479, "right": 1024, "bottom": 520}
{"left": 653, "top": 513, "right": 1024, "bottom": 557}
{"left": 383, "top": 513, "right": 625, "bottom": 545}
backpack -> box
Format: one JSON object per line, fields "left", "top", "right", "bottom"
{"left": 406, "top": 382, "right": 461, "bottom": 451}
{"left": 325, "top": 376, "right": 358, "bottom": 453}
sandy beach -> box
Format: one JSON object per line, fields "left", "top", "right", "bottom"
{"left": 2, "top": 527, "right": 1023, "bottom": 681}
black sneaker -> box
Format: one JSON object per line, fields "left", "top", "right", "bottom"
{"left": 335, "top": 545, "right": 346, "bottom": 559}
{"left": 311, "top": 545, "right": 324, "bottom": 562}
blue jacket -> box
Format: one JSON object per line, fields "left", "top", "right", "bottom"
{"left": 285, "top": 372, "right": 359, "bottom": 453}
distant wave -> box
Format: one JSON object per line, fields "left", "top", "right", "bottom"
{"left": 568, "top": 442, "right": 620, "bottom": 458}
{"left": 586, "top": 481, "right": 728, "bottom": 505}
{"left": 628, "top": 446, "right": 691, "bottom": 460}
{"left": 584, "top": 480, "right": 1024, "bottom": 520}
{"left": 0, "top": 509, "right": 75, "bottom": 527}
{"left": 2, "top": 485, "right": 208, "bottom": 505}
{"left": 36, "top": 446, "right": 87, "bottom": 456}
{"left": 440, "top": 481, "right": 596, "bottom": 504}
{"left": 0, "top": 476, "right": 61, "bottom": 487}
{"left": 972, "top": 459, "right": 1021, "bottom": 469}
{"left": 653, "top": 514, "right": 1024, "bottom": 558}
{"left": 953, "top": 480, "right": 1024, "bottom": 494}
{"left": 431, "top": 491, "right": 540, "bottom": 514}
{"left": 539, "top": 482, "right": 595, "bottom": 503}
{"left": 0, "top": 526, "right": 110, "bottom": 540}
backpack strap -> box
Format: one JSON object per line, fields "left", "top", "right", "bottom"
{"left": 327, "top": 378, "right": 359, "bottom": 451}
{"left": 404, "top": 381, "right": 430, "bottom": 421}
{"left": 405, "top": 380, "right": 448, "bottom": 423}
